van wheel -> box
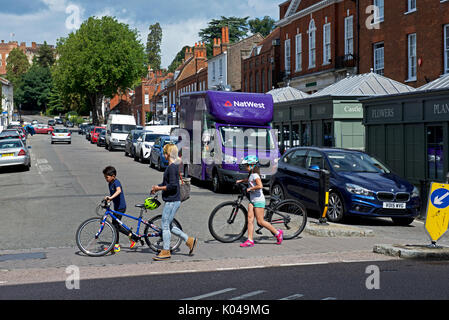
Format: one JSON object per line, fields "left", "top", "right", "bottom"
{"left": 212, "top": 171, "right": 222, "bottom": 193}
{"left": 327, "top": 192, "right": 345, "bottom": 223}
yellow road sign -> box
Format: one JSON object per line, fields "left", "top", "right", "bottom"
{"left": 425, "top": 182, "right": 449, "bottom": 243}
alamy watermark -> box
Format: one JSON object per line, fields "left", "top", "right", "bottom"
{"left": 365, "top": 265, "right": 380, "bottom": 290}
{"left": 65, "top": 4, "right": 81, "bottom": 30}
{"left": 65, "top": 265, "right": 80, "bottom": 290}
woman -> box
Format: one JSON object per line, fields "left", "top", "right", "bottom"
{"left": 236, "top": 155, "right": 283, "bottom": 247}
{"left": 151, "top": 144, "right": 197, "bottom": 261}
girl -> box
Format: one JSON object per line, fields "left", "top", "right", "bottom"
{"left": 151, "top": 144, "right": 197, "bottom": 260}
{"left": 237, "top": 155, "right": 283, "bottom": 247}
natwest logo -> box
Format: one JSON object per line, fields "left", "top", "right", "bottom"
{"left": 226, "top": 100, "right": 266, "bottom": 109}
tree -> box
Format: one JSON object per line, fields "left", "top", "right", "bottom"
{"left": 199, "top": 16, "right": 250, "bottom": 58}
{"left": 146, "top": 23, "right": 163, "bottom": 70}
{"left": 53, "top": 16, "right": 147, "bottom": 125}
{"left": 167, "top": 45, "right": 190, "bottom": 73}
{"left": 248, "top": 16, "right": 276, "bottom": 37}
{"left": 35, "top": 41, "right": 55, "bottom": 68}
{"left": 18, "top": 64, "right": 53, "bottom": 111}
{"left": 5, "top": 48, "right": 30, "bottom": 90}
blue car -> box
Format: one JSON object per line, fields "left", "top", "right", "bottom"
{"left": 270, "top": 147, "right": 420, "bottom": 225}
{"left": 149, "top": 136, "right": 178, "bottom": 171}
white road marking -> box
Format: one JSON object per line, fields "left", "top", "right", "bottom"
{"left": 181, "top": 288, "right": 236, "bottom": 300}
{"left": 37, "top": 158, "right": 48, "bottom": 165}
{"left": 229, "top": 290, "right": 266, "bottom": 300}
{"left": 279, "top": 293, "right": 304, "bottom": 300}
{"left": 38, "top": 164, "right": 53, "bottom": 172}
{"left": 322, "top": 297, "right": 337, "bottom": 300}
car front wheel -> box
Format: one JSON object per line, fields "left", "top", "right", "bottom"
{"left": 271, "top": 183, "right": 285, "bottom": 200}
{"left": 327, "top": 191, "right": 345, "bottom": 223}
{"left": 391, "top": 217, "right": 415, "bottom": 226}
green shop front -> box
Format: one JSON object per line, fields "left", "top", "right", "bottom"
{"left": 273, "top": 95, "right": 365, "bottom": 152}
{"left": 363, "top": 89, "right": 449, "bottom": 188}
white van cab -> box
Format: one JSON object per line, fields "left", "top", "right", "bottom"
{"left": 106, "top": 114, "right": 136, "bottom": 151}
{"left": 143, "top": 125, "right": 178, "bottom": 136}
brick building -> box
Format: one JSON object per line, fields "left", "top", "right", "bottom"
{"left": 152, "top": 43, "right": 208, "bottom": 125}
{"left": 0, "top": 40, "right": 52, "bottom": 75}
{"left": 208, "top": 27, "right": 264, "bottom": 91}
{"left": 276, "top": 0, "right": 358, "bottom": 94}
{"left": 241, "top": 27, "right": 282, "bottom": 93}
{"left": 358, "top": 0, "right": 449, "bottom": 87}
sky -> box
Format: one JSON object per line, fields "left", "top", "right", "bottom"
{"left": 0, "top": 0, "right": 279, "bottom": 68}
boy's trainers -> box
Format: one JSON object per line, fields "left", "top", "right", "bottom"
{"left": 129, "top": 240, "right": 137, "bottom": 249}
{"left": 113, "top": 244, "right": 121, "bottom": 253}
{"left": 276, "top": 229, "right": 284, "bottom": 245}
{"left": 240, "top": 239, "right": 254, "bottom": 247}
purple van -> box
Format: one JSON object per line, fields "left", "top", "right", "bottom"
{"left": 176, "top": 91, "right": 279, "bottom": 193}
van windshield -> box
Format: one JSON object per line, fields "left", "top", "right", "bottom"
{"left": 111, "top": 124, "right": 136, "bottom": 134}
{"left": 219, "top": 126, "right": 276, "bottom": 150}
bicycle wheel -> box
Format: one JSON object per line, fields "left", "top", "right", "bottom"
{"left": 208, "top": 201, "right": 248, "bottom": 243}
{"left": 76, "top": 217, "right": 117, "bottom": 256}
{"left": 144, "top": 215, "right": 183, "bottom": 253}
{"left": 268, "top": 199, "right": 307, "bottom": 240}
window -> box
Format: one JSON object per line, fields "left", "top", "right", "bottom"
{"left": 373, "top": 0, "right": 384, "bottom": 23}
{"left": 284, "top": 149, "right": 307, "bottom": 168}
{"left": 407, "top": 33, "right": 417, "bottom": 81}
{"left": 219, "top": 58, "right": 223, "bottom": 77}
{"left": 212, "top": 61, "right": 216, "bottom": 80}
{"left": 295, "top": 33, "right": 302, "bottom": 72}
{"left": 373, "top": 42, "right": 384, "bottom": 75}
{"left": 407, "top": 0, "right": 416, "bottom": 12}
{"left": 445, "top": 25, "right": 449, "bottom": 74}
{"left": 308, "top": 19, "right": 316, "bottom": 68}
{"left": 323, "top": 23, "right": 331, "bottom": 65}
{"left": 284, "top": 39, "right": 291, "bottom": 74}
{"left": 306, "top": 150, "right": 324, "bottom": 169}
{"left": 344, "top": 16, "right": 354, "bottom": 56}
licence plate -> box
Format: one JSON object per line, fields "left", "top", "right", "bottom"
{"left": 383, "top": 202, "right": 406, "bottom": 209}
{"left": 1, "top": 153, "right": 14, "bottom": 157}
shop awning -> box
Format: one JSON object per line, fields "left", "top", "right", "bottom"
{"left": 419, "top": 74, "right": 449, "bottom": 91}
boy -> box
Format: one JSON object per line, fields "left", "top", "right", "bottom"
{"left": 103, "top": 166, "right": 135, "bottom": 253}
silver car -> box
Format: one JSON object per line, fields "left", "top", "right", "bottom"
{"left": 0, "top": 139, "right": 31, "bottom": 171}
{"left": 51, "top": 127, "right": 72, "bottom": 144}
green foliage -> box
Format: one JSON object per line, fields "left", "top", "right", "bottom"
{"left": 199, "top": 16, "right": 250, "bottom": 58}
{"left": 5, "top": 48, "right": 30, "bottom": 106}
{"left": 146, "top": 23, "right": 163, "bottom": 70}
{"left": 167, "top": 45, "right": 190, "bottom": 73}
{"left": 18, "top": 64, "right": 53, "bottom": 111}
{"left": 53, "top": 16, "right": 147, "bottom": 124}
{"left": 35, "top": 41, "right": 56, "bottom": 68}
{"left": 248, "top": 16, "right": 276, "bottom": 37}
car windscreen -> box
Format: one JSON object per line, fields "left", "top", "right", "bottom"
{"left": 111, "top": 124, "right": 136, "bottom": 134}
{"left": 326, "top": 152, "right": 390, "bottom": 174}
{"left": 94, "top": 128, "right": 104, "bottom": 133}
{"left": 54, "top": 128, "right": 69, "bottom": 133}
{"left": 219, "top": 126, "right": 276, "bottom": 150}
{"left": 0, "top": 141, "right": 22, "bottom": 149}
{"left": 145, "top": 134, "right": 164, "bottom": 142}
{"left": 132, "top": 132, "right": 143, "bottom": 140}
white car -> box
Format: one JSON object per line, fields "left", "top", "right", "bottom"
{"left": 0, "top": 139, "right": 31, "bottom": 171}
{"left": 135, "top": 132, "right": 165, "bottom": 163}
{"left": 51, "top": 127, "right": 72, "bottom": 144}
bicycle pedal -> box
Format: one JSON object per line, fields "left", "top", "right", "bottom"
{"left": 139, "top": 240, "right": 145, "bottom": 246}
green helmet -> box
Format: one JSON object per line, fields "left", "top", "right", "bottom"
{"left": 144, "top": 197, "right": 161, "bottom": 210}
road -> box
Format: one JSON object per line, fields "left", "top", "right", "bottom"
{"left": 2, "top": 259, "right": 449, "bottom": 300}
{"left": 1, "top": 115, "right": 449, "bottom": 301}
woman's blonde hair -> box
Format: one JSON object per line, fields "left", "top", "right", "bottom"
{"left": 163, "top": 143, "right": 179, "bottom": 162}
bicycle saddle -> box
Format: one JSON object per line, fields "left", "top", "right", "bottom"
{"left": 135, "top": 204, "right": 146, "bottom": 208}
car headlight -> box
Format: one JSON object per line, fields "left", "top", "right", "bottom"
{"left": 224, "top": 154, "right": 237, "bottom": 164}
{"left": 112, "top": 138, "right": 118, "bottom": 142}
{"left": 412, "top": 186, "right": 419, "bottom": 198}
{"left": 346, "top": 184, "right": 375, "bottom": 197}
{"left": 144, "top": 144, "right": 151, "bottom": 149}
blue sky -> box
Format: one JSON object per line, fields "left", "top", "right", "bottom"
{"left": 0, "top": 0, "right": 279, "bottom": 68}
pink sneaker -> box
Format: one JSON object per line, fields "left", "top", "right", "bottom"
{"left": 240, "top": 239, "right": 255, "bottom": 247}
{"left": 276, "top": 230, "right": 284, "bottom": 245}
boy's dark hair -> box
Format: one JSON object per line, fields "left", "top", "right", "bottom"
{"left": 103, "top": 166, "right": 117, "bottom": 177}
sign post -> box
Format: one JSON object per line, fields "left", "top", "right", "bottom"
{"left": 425, "top": 182, "right": 449, "bottom": 247}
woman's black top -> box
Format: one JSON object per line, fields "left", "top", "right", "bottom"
{"left": 159, "top": 163, "right": 181, "bottom": 202}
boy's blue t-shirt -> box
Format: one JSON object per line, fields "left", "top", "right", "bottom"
{"left": 109, "top": 179, "right": 126, "bottom": 211}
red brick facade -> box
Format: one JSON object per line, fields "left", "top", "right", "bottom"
{"left": 278, "top": 0, "right": 358, "bottom": 93}
{"left": 358, "top": 0, "right": 449, "bottom": 87}
{"left": 0, "top": 40, "right": 43, "bottom": 75}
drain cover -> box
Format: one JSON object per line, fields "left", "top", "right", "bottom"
{"left": 0, "top": 252, "right": 47, "bottom": 262}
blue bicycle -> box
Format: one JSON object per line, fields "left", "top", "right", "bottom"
{"left": 76, "top": 194, "right": 183, "bottom": 257}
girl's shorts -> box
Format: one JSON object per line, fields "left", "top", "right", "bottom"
{"left": 252, "top": 201, "right": 266, "bottom": 208}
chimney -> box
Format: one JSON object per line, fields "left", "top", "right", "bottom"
{"left": 221, "top": 26, "right": 229, "bottom": 52}
{"left": 184, "top": 46, "right": 193, "bottom": 60}
{"left": 32, "top": 42, "right": 36, "bottom": 49}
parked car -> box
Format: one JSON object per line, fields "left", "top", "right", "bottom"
{"left": 270, "top": 147, "right": 420, "bottom": 225}
{"left": 0, "top": 130, "right": 21, "bottom": 141}
{"left": 0, "top": 139, "right": 31, "bottom": 171}
{"left": 85, "top": 125, "right": 95, "bottom": 141}
{"left": 65, "top": 121, "right": 74, "bottom": 128}
{"left": 96, "top": 130, "right": 107, "bottom": 147}
{"left": 124, "top": 129, "right": 144, "bottom": 158}
{"left": 78, "top": 124, "right": 89, "bottom": 135}
{"left": 135, "top": 132, "right": 164, "bottom": 163}
{"left": 105, "top": 114, "right": 136, "bottom": 151}
{"left": 48, "top": 119, "right": 56, "bottom": 126}
{"left": 149, "top": 136, "right": 178, "bottom": 170}
{"left": 34, "top": 124, "right": 54, "bottom": 135}
{"left": 5, "top": 127, "right": 26, "bottom": 143}
{"left": 51, "top": 127, "right": 72, "bottom": 144}
{"left": 91, "top": 126, "right": 106, "bottom": 144}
